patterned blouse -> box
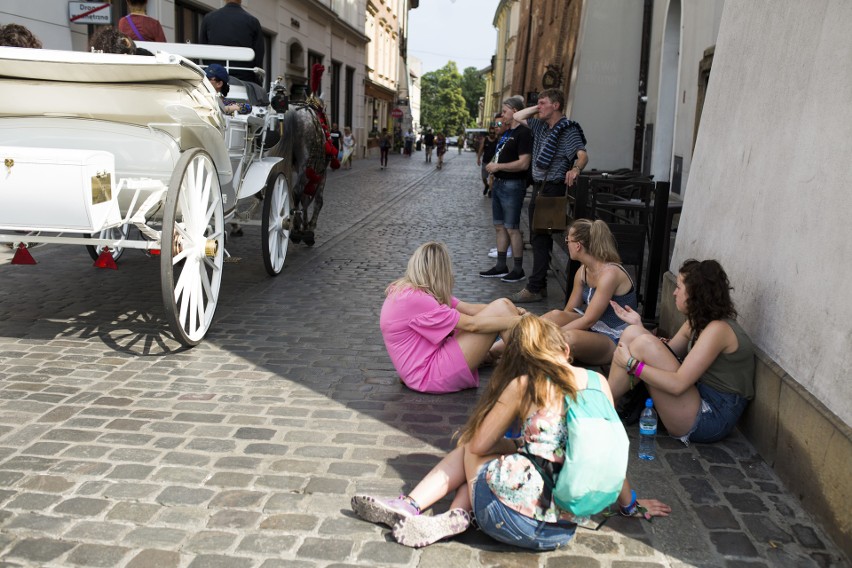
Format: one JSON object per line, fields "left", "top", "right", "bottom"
{"left": 485, "top": 405, "right": 578, "bottom": 523}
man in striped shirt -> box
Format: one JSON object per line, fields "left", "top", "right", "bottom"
{"left": 509, "top": 89, "right": 588, "bottom": 303}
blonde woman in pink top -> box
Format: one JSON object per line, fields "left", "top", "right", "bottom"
{"left": 380, "top": 242, "right": 524, "bottom": 394}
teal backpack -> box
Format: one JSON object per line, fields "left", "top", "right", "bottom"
{"left": 523, "top": 370, "right": 629, "bottom": 516}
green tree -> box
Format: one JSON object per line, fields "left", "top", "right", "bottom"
{"left": 420, "top": 62, "right": 471, "bottom": 134}
{"left": 460, "top": 66, "right": 485, "bottom": 122}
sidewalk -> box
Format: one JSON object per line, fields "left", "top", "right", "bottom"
{"left": 0, "top": 150, "right": 845, "bottom": 567}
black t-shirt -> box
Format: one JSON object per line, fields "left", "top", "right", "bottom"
{"left": 424, "top": 133, "right": 435, "bottom": 146}
{"left": 494, "top": 125, "right": 533, "bottom": 180}
{"left": 200, "top": 4, "right": 264, "bottom": 83}
{"left": 481, "top": 136, "right": 498, "bottom": 163}
{"left": 330, "top": 129, "right": 342, "bottom": 150}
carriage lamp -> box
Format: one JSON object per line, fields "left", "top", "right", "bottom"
{"left": 271, "top": 92, "right": 289, "bottom": 113}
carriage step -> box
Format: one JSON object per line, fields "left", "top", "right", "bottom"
{"left": 11, "top": 243, "right": 37, "bottom": 265}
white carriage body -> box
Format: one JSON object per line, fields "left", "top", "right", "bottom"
{"left": 0, "top": 46, "right": 235, "bottom": 233}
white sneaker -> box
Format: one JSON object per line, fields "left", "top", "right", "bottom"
{"left": 488, "top": 246, "right": 512, "bottom": 258}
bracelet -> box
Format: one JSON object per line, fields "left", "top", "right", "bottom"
{"left": 635, "top": 362, "right": 645, "bottom": 378}
{"left": 626, "top": 356, "right": 635, "bottom": 373}
{"left": 619, "top": 490, "right": 637, "bottom": 516}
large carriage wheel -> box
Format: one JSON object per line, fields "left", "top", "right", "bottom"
{"left": 261, "top": 171, "right": 292, "bottom": 276}
{"left": 86, "top": 224, "right": 129, "bottom": 262}
{"left": 160, "top": 149, "right": 225, "bottom": 347}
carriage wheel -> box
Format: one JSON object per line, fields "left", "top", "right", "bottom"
{"left": 85, "top": 224, "right": 129, "bottom": 262}
{"left": 261, "top": 172, "right": 292, "bottom": 276}
{"left": 160, "top": 149, "right": 224, "bottom": 347}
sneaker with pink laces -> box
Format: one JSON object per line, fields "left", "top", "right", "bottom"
{"left": 351, "top": 495, "right": 419, "bottom": 527}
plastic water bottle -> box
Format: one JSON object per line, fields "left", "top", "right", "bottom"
{"left": 638, "top": 398, "right": 657, "bottom": 460}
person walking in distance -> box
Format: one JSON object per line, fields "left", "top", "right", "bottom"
{"left": 118, "top": 0, "right": 166, "bottom": 42}
{"left": 423, "top": 129, "right": 435, "bottom": 163}
{"left": 200, "top": 0, "right": 264, "bottom": 84}
{"left": 378, "top": 128, "right": 391, "bottom": 170}
{"left": 435, "top": 132, "right": 447, "bottom": 169}
{"left": 479, "top": 97, "right": 533, "bottom": 285}
{"left": 509, "top": 89, "right": 588, "bottom": 303}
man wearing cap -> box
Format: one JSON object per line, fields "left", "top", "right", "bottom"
{"left": 200, "top": 0, "right": 264, "bottom": 84}
{"left": 205, "top": 64, "right": 250, "bottom": 115}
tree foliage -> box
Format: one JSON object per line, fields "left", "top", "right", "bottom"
{"left": 420, "top": 62, "right": 472, "bottom": 135}
{"left": 461, "top": 66, "right": 485, "bottom": 122}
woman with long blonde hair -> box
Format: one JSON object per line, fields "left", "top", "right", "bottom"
{"left": 354, "top": 316, "right": 669, "bottom": 548}
{"left": 541, "top": 218, "right": 638, "bottom": 364}
{"left": 380, "top": 242, "right": 523, "bottom": 394}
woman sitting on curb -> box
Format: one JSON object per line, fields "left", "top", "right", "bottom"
{"left": 380, "top": 242, "right": 524, "bottom": 394}
{"left": 489, "top": 219, "right": 637, "bottom": 365}
{"left": 608, "top": 259, "right": 755, "bottom": 444}
{"left": 354, "top": 316, "right": 670, "bottom": 548}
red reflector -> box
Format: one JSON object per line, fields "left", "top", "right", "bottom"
{"left": 11, "top": 243, "right": 37, "bottom": 265}
{"left": 149, "top": 249, "right": 161, "bottom": 256}
{"left": 93, "top": 248, "right": 118, "bottom": 270}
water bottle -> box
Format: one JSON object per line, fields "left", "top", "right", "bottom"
{"left": 638, "top": 398, "right": 657, "bottom": 460}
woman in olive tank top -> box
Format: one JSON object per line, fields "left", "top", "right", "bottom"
{"left": 608, "top": 259, "right": 755, "bottom": 445}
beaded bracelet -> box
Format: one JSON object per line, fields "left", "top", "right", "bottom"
{"left": 626, "top": 356, "right": 635, "bottom": 373}
{"left": 619, "top": 490, "right": 638, "bottom": 516}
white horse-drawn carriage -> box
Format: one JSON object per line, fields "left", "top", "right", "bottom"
{"left": 0, "top": 44, "right": 306, "bottom": 346}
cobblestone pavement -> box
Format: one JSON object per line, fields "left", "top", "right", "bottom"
{"left": 0, "top": 151, "right": 847, "bottom": 568}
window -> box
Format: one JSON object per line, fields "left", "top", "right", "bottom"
{"left": 289, "top": 41, "right": 304, "bottom": 69}
{"left": 175, "top": 1, "right": 208, "bottom": 44}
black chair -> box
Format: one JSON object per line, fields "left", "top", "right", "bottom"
{"left": 607, "top": 222, "right": 647, "bottom": 304}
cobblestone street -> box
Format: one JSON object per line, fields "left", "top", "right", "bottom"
{"left": 0, "top": 150, "right": 846, "bottom": 567}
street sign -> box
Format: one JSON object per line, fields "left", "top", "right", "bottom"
{"left": 391, "top": 107, "right": 404, "bottom": 119}
{"left": 68, "top": 2, "right": 112, "bottom": 25}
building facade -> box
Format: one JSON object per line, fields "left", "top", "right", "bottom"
{"left": 487, "top": 0, "right": 521, "bottom": 121}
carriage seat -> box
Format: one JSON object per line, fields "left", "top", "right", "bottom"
{"left": 228, "top": 77, "right": 270, "bottom": 107}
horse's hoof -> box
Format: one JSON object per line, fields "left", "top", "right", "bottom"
{"left": 304, "top": 232, "right": 315, "bottom": 246}
{"left": 290, "top": 232, "right": 302, "bottom": 244}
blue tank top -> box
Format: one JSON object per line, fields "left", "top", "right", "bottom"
{"left": 575, "top": 264, "right": 638, "bottom": 340}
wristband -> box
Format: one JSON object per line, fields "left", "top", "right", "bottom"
{"left": 626, "top": 356, "right": 635, "bottom": 373}
{"left": 619, "top": 490, "right": 637, "bottom": 516}
{"left": 635, "top": 362, "right": 645, "bottom": 378}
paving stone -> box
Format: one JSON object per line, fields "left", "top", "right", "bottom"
{"left": 709, "top": 465, "right": 752, "bottom": 490}
{"left": 356, "top": 541, "right": 414, "bottom": 564}
{"left": 60, "top": 445, "right": 112, "bottom": 459}
{"left": 53, "top": 496, "right": 110, "bottom": 516}
{"left": 5, "top": 512, "right": 69, "bottom": 532}
{"left": 205, "top": 472, "right": 254, "bottom": 488}
{"left": 258, "top": 560, "right": 317, "bottom": 568}
{"left": 297, "top": 537, "right": 354, "bottom": 561}
{"left": 173, "top": 413, "right": 226, "bottom": 424}
{"left": 106, "top": 502, "right": 161, "bottom": 523}
{"left": 103, "top": 482, "right": 159, "bottom": 500}
{"left": 724, "top": 491, "right": 768, "bottom": 514}
{"left": 694, "top": 505, "right": 740, "bottom": 530}
{"left": 156, "top": 486, "right": 214, "bottom": 506}
{"left": 6, "top": 492, "right": 62, "bottom": 510}
{"left": 234, "top": 427, "right": 275, "bottom": 440}
{"left": 6, "top": 537, "right": 75, "bottom": 563}
{"left": 185, "top": 438, "right": 237, "bottom": 452}
{"left": 21, "top": 441, "right": 71, "bottom": 456}
{"left": 19, "top": 474, "right": 75, "bottom": 492}
{"left": 237, "top": 534, "right": 298, "bottom": 554}
{"left": 0, "top": 471, "right": 24, "bottom": 486}
{"left": 125, "top": 549, "right": 182, "bottom": 568}
{"left": 212, "top": 456, "right": 261, "bottom": 470}
{"left": 741, "top": 514, "right": 793, "bottom": 544}
{"left": 790, "top": 523, "right": 825, "bottom": 550}
{"left": 183, "top": 530, "right": 238, "bottom": 553}
{"left": 305, "top": 477, "right": 349, "bottom": 494}
{"left": 123, "top": 527, "right": 187, "bottom": 548}
{"left": 679, "top": 477, "right": 721, "bottom": 504}
{"left": 259, "top": 513, "right": 318, "bottom": 531}
{"left": 66, "top": 543, "right": 130, "bottom": 567}
{"left": 327, "top": 462, "right": 379, "bottom": 477}
{"left": 186, "top": 554, "right": 254, "bottom": 568}
{"left": 207, "top": 509, "right": 262, "bottom": 529}
{"left": 710, "top": 531, "right": 759, "bottom": 557}
{"left": 107, "top": 464, "right": 156, "bottom": 480}
{"left": 244, "top": 443, "right": 289, "bottom": 456}
{"left": 64, "top": 521, "right": 131, "bottom": 541}
{"left": 209, "top": 489, "right": 265, "bottom": 508}
{"left": 152, "top": 467, "right": 209, "bottom": 483}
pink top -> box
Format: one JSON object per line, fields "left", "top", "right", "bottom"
{"left": 380, "top": 287, "right": 478, "bottom": 394}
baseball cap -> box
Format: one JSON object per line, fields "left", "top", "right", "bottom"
{"left": 205, "top": 64, "right": 229, "bottom": 84}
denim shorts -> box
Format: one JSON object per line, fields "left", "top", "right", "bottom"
{"left": 677, "top": 382, "right": 749, "bottom": 445}
{"left": 492, "top": 178, "right": 526, "bottom": 229}
{"left": 471, "top": 465, "right": 576, "bottom": 551}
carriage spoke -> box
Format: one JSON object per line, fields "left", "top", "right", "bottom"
{"left": 172, "top": 248, "right": 191, "bottom": 265}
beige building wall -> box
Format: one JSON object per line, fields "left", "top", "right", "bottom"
{"left": 566, "top": 0, "right": 644, "bottom": 171}
{"left": 489, "top": 0, "right": 519, "bottom": 118}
